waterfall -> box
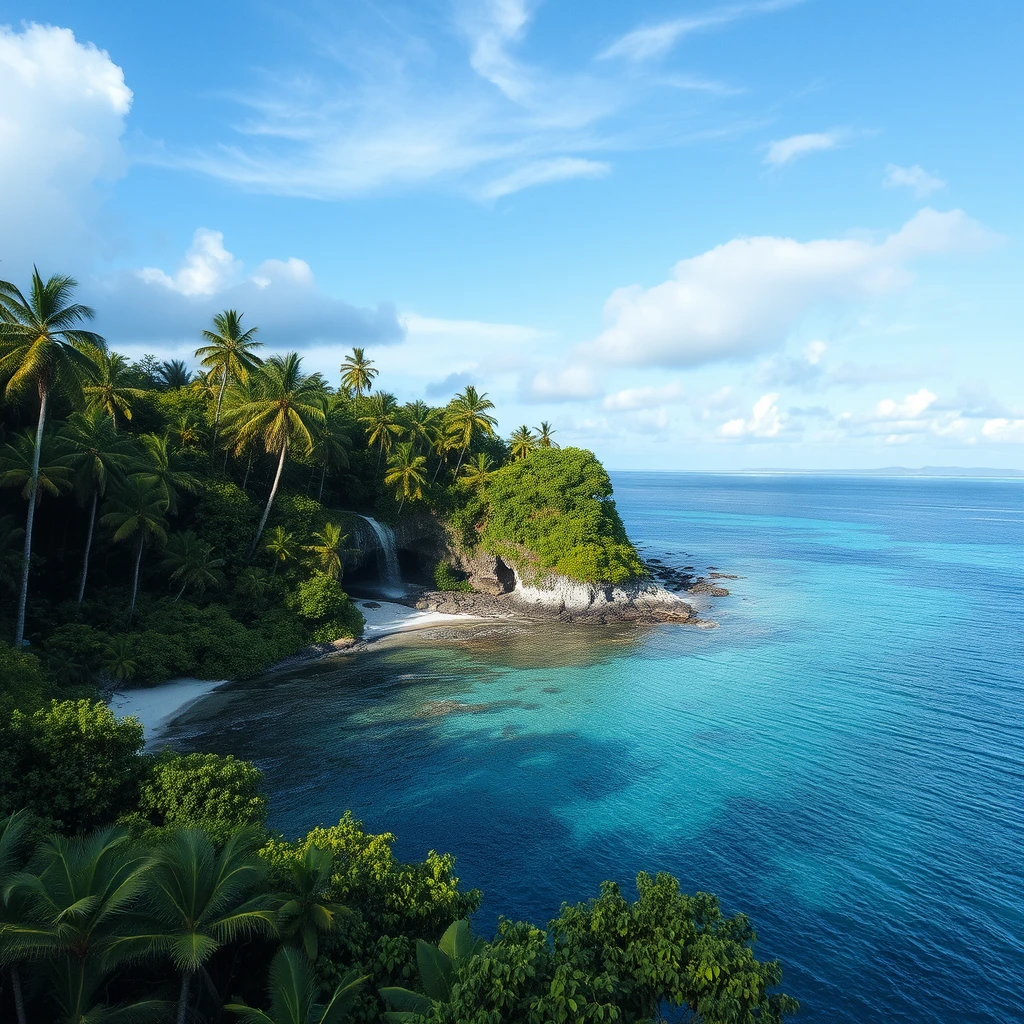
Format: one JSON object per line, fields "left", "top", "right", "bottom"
{"left": 356, "top": 515, "right": 402, "bottom": 592}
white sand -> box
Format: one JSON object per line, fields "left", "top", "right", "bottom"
{"left": 109, "top": 677, "right": 226, "bottom": 741}
{"left": 357, "top": 598, "right": 481, "bottom": 636}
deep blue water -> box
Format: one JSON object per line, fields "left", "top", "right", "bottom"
{"left": 169, "top": 474, "right": 1024, "bottom": 1022}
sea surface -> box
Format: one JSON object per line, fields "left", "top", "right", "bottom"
{"left": 167, "top": 474, "right": 1024, "bottom": 1023}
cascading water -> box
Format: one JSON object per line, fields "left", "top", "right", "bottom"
{"left": 355, "top": 515, "right": 402, "bottom": 593}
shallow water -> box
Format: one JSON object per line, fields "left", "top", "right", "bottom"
{"left": 168, "top": 473, "right": 1024, "bottom": 1023}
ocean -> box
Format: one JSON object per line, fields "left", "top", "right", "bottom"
{"left": 167, "top": 473, "right": 1024, "bottom": 1022}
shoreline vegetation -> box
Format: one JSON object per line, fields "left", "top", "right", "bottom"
{"left": 0, "top": 270, "right": 795, "bottom": 1022}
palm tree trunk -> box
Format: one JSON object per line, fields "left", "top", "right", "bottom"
{"left": 430, "top": 452, "right": 446, "bottom": 485}
{"left": 454, "top": 444, "right": 468, "bottom": 477}
{"left": 129, "top": 536, "right": 143, "bottom": 621}
{"left": 14, "top": 386, "right": 47, "bottom": 646}
{"left": 10, "top": 967, "right": 27, "bottom": 1024}
{"left": 211, "top": 370, "right": 228, "bottom": 459}
{"left": 247, "top": 440, "right": 287, "bottom": 561}
{"left": 242, "top": 452, "right": 253, "bottom": 491}
{"left": 175, "top": 580, "right": 187, "bottom": 602}
{"left": 318, "top": 466, "right": 327, "bottom": 502}
{"left": 76, "top": 490, "right": 98, "bottom": 605}
{"left": 176, "top": 970, "right": 192, "bottom": 1024}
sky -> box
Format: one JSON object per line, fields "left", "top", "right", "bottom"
{"left": 1, "top": 0, "right": 1022, "bottom": 471}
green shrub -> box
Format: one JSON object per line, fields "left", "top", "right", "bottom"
{"left": 290, "top": 571, "right": 365, "bottom": 641}
{"left": 481, "top": 447, "right": 647, "bottom": 585}
{"left": 194, "top": 480, "right": 259, "bottom": 564}
{"left": 433, "top": 561, "right": 472, "bottom": 592}
{"left": 0, "top": 643, "right": 50, "bottom": 717}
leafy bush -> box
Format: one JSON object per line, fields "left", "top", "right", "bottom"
{"left": 193, "top": 480, "right": 259, "bottom": 564}
{"left": 481, "top": 447, "right": 647, "bottom": 584}
{"left": 291, "top": 571, "right": 365, "bottom": 641}
{"left": 0, "top": 699, "right": 146, "bottom": 833}
{"left": 0, "top": 643, "right": 50, "bottom": 717}
{"left": 433, "top": 561, "right": 472, "bottom": 592}
{"left": 134, "top": 750, "right": 267, "bottom": 842}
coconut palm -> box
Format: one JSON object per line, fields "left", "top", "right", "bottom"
{"left": 508, "top": 424, "right": 538, "bottom": 461}
{"left": 222, "top": 353, "right": 326, "bottom": 559}
{"left": 2, "top": 826, "right": 165, "bottom": 1024}
{"left": 157, "top": 359, "right": 193, "bottom": 389}
{"left": 308, "top": 397, "right": 351, "bottom": 502}
{"left": 0, "top": 809, "right": 34, "bottom": 1024}
{"left": 264, "top": 526, "right": 297, "bottom": 574}
{"left": 103, "top": 635, "right": 138, "bottom": 683}
{"left": 359, "top": 392, "right": 403, "bottom": 471}
{"left": 274, "top": 846, "right": 350, "bottom": 962}
{"left": 161, "top": 530, "right": 226, "bottom": 600}
{"left": 445, "top": 386, "right": 497, "bottom": 476}
{"left": 109, "top": 828, "right": 276, "bottom": 1024}
{"left": 227, "top": 946, "right": 365, "bottom": 1024}
{"left": 339, "top": 347, "right": 377, "bottom": 397}
{"left": 0, "top": 428, "right": 74, "bottom": 503}
{"left": 384, "top": 443, "right": 428, "bottom": 514}
{"left": 82, "top": 349, "right": 144, "bottom": 429}
{"left": 100, "top": 475, "right": 170, "bottom": 620}
{"left": 536, "top": 421, "right": 558, "bottom": 448}
{"left": 0, "top": 268, "right": 104, "bottom": 645}
{"left": 401, "top": 400, "right": 441, "bottom": 455}
{"left": 303, "top": 523, "right": 349, "bottom": 580}
{"left": 195, "top": 310, "right": 263, "bottom": 456}
{"left": 136, "top": 433, "right": 201, "bottom": 514}
{"left": 62, "top": 409, "right": 136, "bottom": 605}
{"left": 458, "top": 453, "right": 494, "bottom": 494}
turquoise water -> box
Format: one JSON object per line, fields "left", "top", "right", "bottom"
{"left": 169, "top": 474, "right": 1024, "bottom": 1022}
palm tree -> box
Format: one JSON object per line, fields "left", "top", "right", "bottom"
{"left": 308, "top": 397, "right": 351, "bottom": 502}
{"left": 274, "top": 846, "right": 349, "bottom": 961}
{"left": 110, "top": 828, "right": 276, "bottom": 1024}
{"left": 2, "top": 826, "right": 165, "bottom": 1024}
{"left": 303, "top": 523, "right": 349, "bottom": 580}
{"left": 222, "top": 354, "right": 325, "bottom": 560}
{"left": 339, "top": 347, "right": 377, "bottom": 397}
{"left": 0, "top": 268, "right": 104, "bottom": 645}
{"left": 161, "top": 531, "right": 226, "bottom": 601}
{"left": 0, "top": 809, "right": 34, "bottom": 1024}
{"left": 157, "top": 359, "right": 193, "bottom": 389}
{"left": 100, "top": 475, "right": 170, "bottom": 620}
{"left": 136, "top": 433, "right": 201, "bottom": 514}
{"left": 83, "top": 349, "right": 144, "bottom": 429}
{"left": 227, "top": 946, "right": 365, "bottom": 1024}
{"left": 508, "top": 424, "right": 538, "bottom": 461}
{"left": 536, "top": 421, "right": 558, "bottom": 448}
{"left": 62, "top": 409, "right": 135, "bottom": 605}
{"left": 445, "top": 386, "right": 497, "bottom": 476}
{"left": 103, "top": 635, "right": 138, "bottom": 683}
{"left": 0, "top": 428, "right": 74, "bottom": 504}
{"left": 401, "top": 400, "right": 441, "bottom": 455}
{"left": 458, "top": 453, "right": 494, "bottom": 494}
{"left": 264, "top": 526, "right": 297, "bottom": 574}
{"left": 384, "top": 443, "right": 427, "bottom": 514}
{"left": 359, "top": 392, "right": 403, "bottom": 471}
{"left": 195, "top": 310, "right": 263, "bottom": 457}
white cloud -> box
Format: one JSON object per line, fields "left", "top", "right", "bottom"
{"left": 459, "top": 0, "right": 533, "bottom": 102}
{"left": 479, "top": 157, "right": 610, "bottom": 199}
{"left": 720, "top": 393, "right": 784, "bottom": 437}
{"left": 599, "top": 0, "right": 803, "bottom": 62}
{"left": 764, "top": 130, "right": 842, "bottom": 166}
{"left": 875, "top": 388, "right": 937, "bottom": 420}
{"left": 883, "top": 164, "right": 946, "bottom": 198}
{"left": 94, "top": 229, "right": 403, "bottom": 348}
{"left": 586, "top": 208, "right": 998, "bottom": 368}
{"left": 603, "top": 382, "right": 685, "bottom": 411}
{"left": 981, "top": 419, "right": 1024, "bottom": 444}
{"left": 0, "top": 23, "right": 132, "bottom": 267}
{"left": 524, "top": 364, "right": 601, "bottom": 402}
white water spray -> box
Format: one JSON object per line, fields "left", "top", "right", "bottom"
{"left": 355, "top": 515, "right": 402, "bottom": 593}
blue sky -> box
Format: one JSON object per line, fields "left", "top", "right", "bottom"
{"left": 2, "top": 0, "right": 1022, "bottom": 470}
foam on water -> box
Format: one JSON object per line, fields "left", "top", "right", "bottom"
{"left": 165, "top": 474, "right": 1024, "bottom": 1023}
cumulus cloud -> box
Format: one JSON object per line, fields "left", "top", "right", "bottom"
{"left": 586, "top": 208, "right": 997, "bottom": 368}
{"left": 764, "top": 130, "right": 843, "bottom": 166}
{"left": 0, "top": 23, "right": 131, "bottom": 267}
{"left": 599, "top": 0, "right": 803, "bottom": 62}
{"left": 603, "top": 382, "right": 685, "bottom": 411}
{"left": 478, "top": 157, "right": 610, "bottom": 199}
{"left": 883, "top": 164, "right": 945, "bottom": 198}
{"left": 981, "top": 419, "right": 1024, "bottom": 444}
{"left": 720, "top": 393, "right": 784, "bottom": 438}
{"left": 523, "top": 364, "right": 601, "bottom": 403}
{"left": 93, "top": 228, "right": 403, "bottom": 349}
{"left": 874, "top": 388, "right": 937, "bottom": 420}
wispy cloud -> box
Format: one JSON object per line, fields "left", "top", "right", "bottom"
{"left": 764, "top": 130, "right": 843, "bottom": 166}
{"left": 599, "top": 0, "right": 804, "bottom": 63}
{"left": 883, "top": 163, "right": 946, "bottom": 197}
{"left": 479, "top": 157, "right": 610, "bottom": 199}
